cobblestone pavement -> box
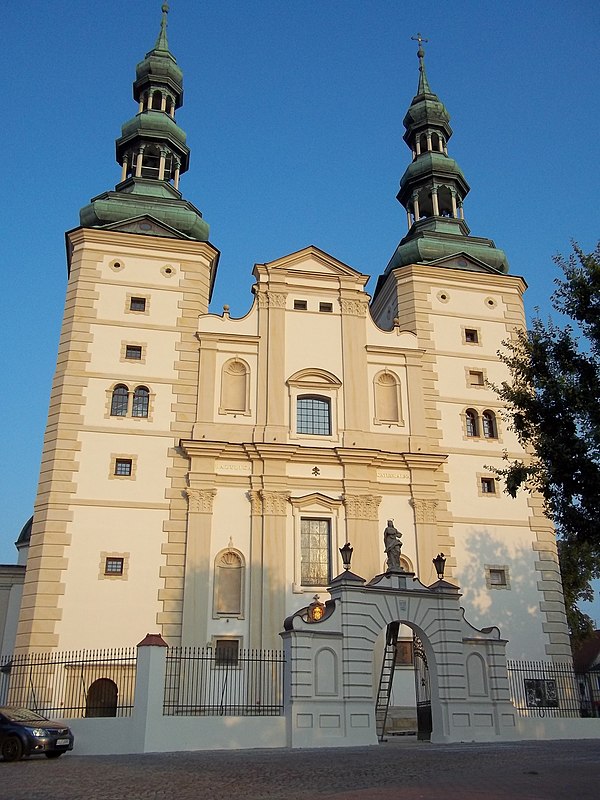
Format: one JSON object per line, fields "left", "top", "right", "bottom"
{"left": 1, "top": 738, "right": 599, "bottom": 800}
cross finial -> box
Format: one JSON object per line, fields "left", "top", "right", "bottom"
{"left": 411, "top": 32, "right": 428, "bottom": 52}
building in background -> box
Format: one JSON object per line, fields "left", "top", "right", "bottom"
{"left": 13, "top": 7, "right": 570, "bottom": 671}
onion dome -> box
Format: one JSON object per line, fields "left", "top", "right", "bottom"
{"left": 79, "top": 3, "right": 209, "bottom": 242}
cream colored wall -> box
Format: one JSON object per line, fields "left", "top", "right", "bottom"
{"left": 16, "top": 228, "right": 218, "bottom": 652}
{"left": 56, "top": 506, "right": 165, "bottom": 649}
{"left": 452, "top": 520, "right": 546, "bottom": 659}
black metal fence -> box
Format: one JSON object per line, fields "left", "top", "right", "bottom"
{"left": 507, "top": 660, "right": 600, "bottom": 718}
{"left": 164, "top": 647, "right": 285, "bottom": 716}
{"left": 0, "top": 648, "right": 137, "bottom": 719}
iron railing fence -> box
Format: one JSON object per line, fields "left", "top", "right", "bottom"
{"left": 164, "top": 647, "right": 285, "bottom": 716}
{"left": 507, "top": 659, "right": 600, "bottom": 718}
{"left": 0, "top": 648, "right": 137, "bottom": 719}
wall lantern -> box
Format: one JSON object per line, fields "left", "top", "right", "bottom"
{"left": 432, "top": 553, "right": 446, "bottom": 580}
{"left": 339, "top": 542, "right": 353, "bottom": 571}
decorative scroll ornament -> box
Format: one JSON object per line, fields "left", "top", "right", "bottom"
{"left": 266, "top": 291, "right": 287, "bottom": 308}
{"left": 185, "top": 488, "right": 217, "bottom": 513}
{"left": 260, "top": 490, "right": 290, "bottom": 516}
{"left": 343, "top": 494, "right": 382, "bottom": 521}
{"left": 340, "top": 299, "right": 368, "bottom": 317}
{"left": 410, "top": 498, "right": 438, "bottom": 523}
{"left": 249, "top": 490, "right": 263, "bottom": 515}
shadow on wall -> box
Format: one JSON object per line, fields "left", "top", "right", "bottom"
{"left": 456, "top": 527, "right": 550, "bottom": 659}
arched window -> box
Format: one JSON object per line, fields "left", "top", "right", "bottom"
{"left": 141, "top": 145, "right": 160, "bottom": 178}
{"left": 214, "top": 550, "right": 245, "bottom": 618}
{"left": 297, "top": 396, "right": 331, "bottom": 436}
{"left": 110, "top": 384, "right": 129, "bottom": 416}
{"left": 465, "top": 408, "right": 479, "bottom": 437}
{"left": 482, "top": 410, "right": 498, "bottom": 439}
{"left": 165, "top": 96, "right": 173, "bottom": 115}
{"left": 132, "top": 386, "right": 150, "bottom": 418}
{"left": 374, "top": 371, "right": 401, "bottom": 424}
{"left": 151, "top": 90, "right": 162, "bottom": 110}
{"left": 419, "top": 133, "right": 427, "bottom": 153}
{"left": 220, "top": 358, "right": 249, "bottom": 414}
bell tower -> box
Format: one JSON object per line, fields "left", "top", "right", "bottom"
{"left": 16, "top": 3, "right": 219, "bottom": 652}
{"left": 370, "top": 38, "right": 571, "bottom": 661}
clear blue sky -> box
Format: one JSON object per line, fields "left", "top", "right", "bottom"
{"left": 2, "top": 1, "right": 599, "bottom": 617}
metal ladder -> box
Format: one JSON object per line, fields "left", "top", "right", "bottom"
{"left": 375, "top": 621, "right": 399, "bottom": 741}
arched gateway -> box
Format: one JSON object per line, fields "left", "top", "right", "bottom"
{"left": 281, "top": 567, "right": 518, "bottom": 747}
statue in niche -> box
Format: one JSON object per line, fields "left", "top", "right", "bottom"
{"left": 384, "top": 520, "right": 403, "bottom": 571}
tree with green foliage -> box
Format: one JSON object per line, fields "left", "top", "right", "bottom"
{"left": 494, "top": 243, "right": 600, "bottom": 641}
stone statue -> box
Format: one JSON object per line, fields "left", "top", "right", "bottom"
{"left": 384, "top": 520, "right": 402, "bottom": 570}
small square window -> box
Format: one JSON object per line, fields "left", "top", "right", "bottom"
{"left": 114, "top": 458, "right": 132, "bottom": 476}
{"left": 468, "top": 370, "right": 485, "bottom": 386}
{"left": 465, "top": 328, "right": 479, "bottom": 343}
{"left": 125, "top": 345, "right": 142, "bottom": 360}
{"left": 294, "top": 300, "right": 308, "bottom": 310}
{"left": 489, "top": 568, "right": 507, "bottom": 586}
{"left": 130, "top": 297, "right": 147, "bottom": 312}
{"left": 480, "top": 477, "right": 496, "bottom": 494}
{"left": 105, "top": 557, "right": 124, "bottom": 575}
{"left": 214, "top": 639, "right": 240, "bottom": 666}
{"left": 319, "top": 302, "right": 333, "bottom": 313}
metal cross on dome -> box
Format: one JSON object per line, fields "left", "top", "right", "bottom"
{"left": 411, "top": 32, "right": 429, "bottom": 50}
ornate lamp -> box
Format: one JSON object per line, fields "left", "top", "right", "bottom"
{"left": 339, "top": 542, "right": 353, "bottom": 571}
{"left": 433, "top": 553, "right": 446, "bottom": 580}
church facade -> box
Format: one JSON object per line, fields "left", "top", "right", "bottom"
{"left": 14, "top": 8, "right": 571, "bottom": 665}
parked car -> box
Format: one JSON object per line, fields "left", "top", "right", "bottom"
{"left": 0, "top": 707, "right": 74, "bottom": 761}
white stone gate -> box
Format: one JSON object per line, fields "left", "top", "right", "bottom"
{"left": 281, "top": 568, "right": 518, "bottom": 746}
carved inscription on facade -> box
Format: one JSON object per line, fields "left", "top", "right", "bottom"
{"left": 343, "top": 494, "right": 382, "bottom": 520}
{"left": 185, "top": 488, "right": 217, "bottom": 513}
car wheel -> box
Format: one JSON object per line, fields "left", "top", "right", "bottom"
{"left": 45, "top": 752, "right": 63, "bottom": 759}
{"left": 1, "top": 735, "right": 24, "bottom": 762}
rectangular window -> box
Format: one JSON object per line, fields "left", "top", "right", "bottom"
{"left": 104, "top": 557, "right": 124, "bottom": 575}
{"left": 125, "top": 345, "right": 142, "bottom": 360}
{"left": 114, "top": 458, "right": 133, "bottom": 477}
{"left": 489, "top": 568, "right": 507, "bottom": 586}
{"left": 294, "top": 299, "right": 308, "bottom": 310}
{"left": 465, "top": 328, "right": 479, "bottom": 343}
{"left": 130, "top": 297, "right": 147, "bottom": 312}
{"left": 468, "top": 370, "right": 485, "bottom": 386}
{"left": 480, "top": 477, "right": 496, "bottom": 494}
{"left": 214, "top": 639, "right": 240, "bottom": 666}
{"left": 301, "top": 518, "right": 331, "bottom": 586}
{"left": 319, "top": 302, "right": 333, "bottom": 313}
{"left": 297, "top": 396, "right": 331, "bottom": 435}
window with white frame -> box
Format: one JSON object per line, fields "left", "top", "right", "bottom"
{"left": 297, "top": 396, "right": 331, "bottom": 436}
{"left": 300, "top": 518, "right": 331, "bottom": 586}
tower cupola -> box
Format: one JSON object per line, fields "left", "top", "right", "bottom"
{"left": 383, "top": 35, "right": 508, "bottom": 275}
{"left": 79, "top": 2, "right": 209, "bottom": 241}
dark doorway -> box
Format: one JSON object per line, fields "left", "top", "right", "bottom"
{"left": 86, "top": 678, "right": 118, "bottom": 717}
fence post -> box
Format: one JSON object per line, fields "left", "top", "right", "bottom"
{"left": 131, "top": 633, "right": 168, "bottom": 752}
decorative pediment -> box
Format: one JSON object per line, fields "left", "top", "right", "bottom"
{"left": 427, "top": 251, "right": 502, "bottom": 274}
{"left": 256, "top": 246, "right": 369, "bottom": 283}
{"left": 289, "top": 493, "right": 343, "bottom": 512}
{"left": 287, "top": 368, "right": 342, "bottom": 388}
{"left": 102, "top": 215, "right": 189, "bottom": 239}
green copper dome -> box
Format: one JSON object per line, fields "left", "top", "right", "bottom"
{"left": 382, "top": 37, "right": 509, "bottom": 276}
{"left": 79, "top": 3, "right": 209, "bottom": 242}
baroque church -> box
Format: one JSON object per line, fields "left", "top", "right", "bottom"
{"left": 8, "top": 6, "right": 571, "bottom": 666}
